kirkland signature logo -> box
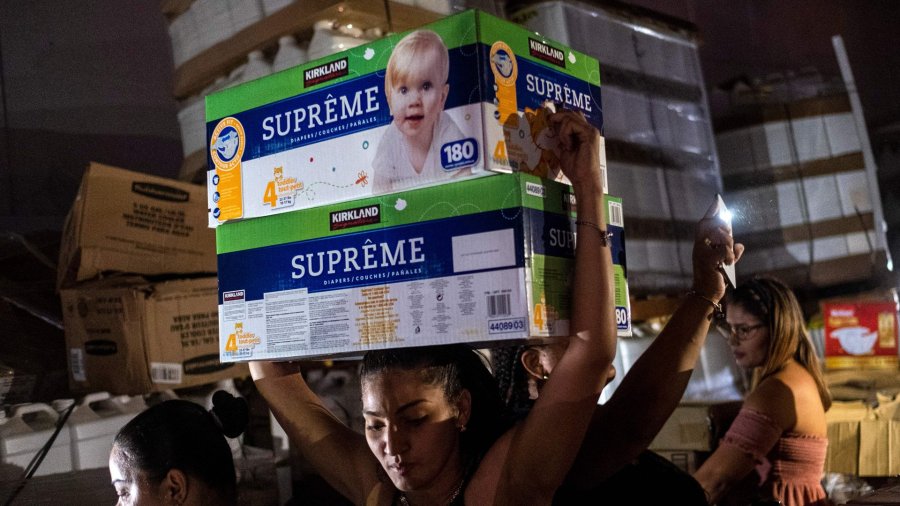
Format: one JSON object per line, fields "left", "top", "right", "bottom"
{"left": 528, "top": 38, "right": 565, "bottom": 68}
{"left": 330, "top": 205, "right": 380, "bottom": 230}
{"left": 304, "top": 57, "right": 349, "bottom": 87}
{"left": 132, "top": 182, "right": 190, "bottom": 202}
{"left": 223, "top": 290, "right": 245, "bottom": 303}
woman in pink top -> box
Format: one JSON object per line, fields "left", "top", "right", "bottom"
{"left": 694, "top": 277, "right": 832, "bottom": 506}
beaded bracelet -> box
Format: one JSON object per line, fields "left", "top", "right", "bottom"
{"left": 686, "top": 290, "right": 725, "bottom": 320}
{"left": 575, "top": 220, "right": 613, "bottom": 247}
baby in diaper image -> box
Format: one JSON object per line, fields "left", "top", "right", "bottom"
{"left": 372, "top": 30, "right": 471, "bottom": 193}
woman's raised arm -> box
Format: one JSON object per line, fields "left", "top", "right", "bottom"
{"left": 567, "top": 198, "right": 744, "bottom": 486}
{"left": 492, "top": 109, "right": 617, "bottom": 504}
{"left": 250, "top": 361, "right": 387, "bottom": 505}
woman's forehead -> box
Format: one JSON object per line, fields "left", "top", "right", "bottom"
{"left": 361, "top": 369, "right": 447, "bottom": 409}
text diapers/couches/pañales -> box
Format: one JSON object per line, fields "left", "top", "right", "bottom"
{"left": 215, "top": 173, "right": 629, "bottom": 362}
{"left": 205, "top": 9, "right": 604, "bottom": 227}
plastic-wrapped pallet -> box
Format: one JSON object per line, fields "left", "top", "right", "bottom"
{"left": 262, "top": 0, "right": 294, "bottom": 16}
{"left": 715, "top": 73, "right": 891, "bottom": 288}
{"left": 509, "top": 0, "right": 722, "bottom": 295}
{"left": 167, "top": 8, "right": 201, "bottom": 68}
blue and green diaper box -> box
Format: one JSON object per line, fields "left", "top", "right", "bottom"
{"left": 216, "top": 174, "right": 629, "bottom": 362}
{"left": 206, "top": 9, "right": 604, "bottom": 227}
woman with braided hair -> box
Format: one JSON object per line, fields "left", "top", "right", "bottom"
{"left": 492, "top": 196, "right": 743, "bottom": 505}
{"left": 694, "top": 277, "right": 831, "bottom": 506}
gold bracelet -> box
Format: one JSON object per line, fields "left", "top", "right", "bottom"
{"left": 575, "top": 220, "right": 612, "bottom": 247}
{"left": 686, "top": 290, "right": 724, "bottom": 320}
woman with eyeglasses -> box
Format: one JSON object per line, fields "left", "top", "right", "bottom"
{"left": 694, "top": 277, "right": 832, "bottom": 506}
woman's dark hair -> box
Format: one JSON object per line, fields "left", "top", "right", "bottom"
{"left": 112, "top": 391, "right": 249, "bottom": 502}
{"left": 727, "top": 276, "right": 832, "bottom": 410}
{"left": 361, "top": 344, "right": 512, "bottom": 467}
{"left": 490, "top": 344, "right": 534, "bottom": 420}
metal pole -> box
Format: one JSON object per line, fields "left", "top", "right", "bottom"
{"left": 831, "top": 34, "right": 892, "bottom": 270}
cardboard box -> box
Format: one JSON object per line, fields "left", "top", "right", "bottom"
{"left": 822, "top": 300, "right": 899, "bottom": 370}
{"left": 824, "top": 400, "right": 869, "bottom": 475}
{"left": 649, "top": 401, "right": 742, "bottom": 452}
{"left": 823, "top": 398, "right": 900, "bottom": 477}
{"left": 205, "top": 9, "right": 605, "bottom": 227}
{"left": 215, "top": 173, "right": 629, "bottom": 362}
{"left": 58, "top": 162, "right": 217, "bottom": 288}
{"left": 863, "top": 395, "right": 900, "bottom": 476}
{"left": 60, "top": 276, "right": 248, "bottom": 394}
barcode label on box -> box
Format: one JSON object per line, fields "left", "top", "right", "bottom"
{"left": 150, "top": 363, "right": 183, "bottom": 384}
{"left": 69, "top": 348, "right": 86, "bottom": 382}
{"left": 488, "top": 317, "right": 526, "bottom": 334}
{"left": 608, "top": 200, "right": 623, "bottom": 228}
{"left": 487, "top": 293, "right": 511, "bottom": 317}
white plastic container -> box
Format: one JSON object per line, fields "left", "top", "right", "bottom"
{"left": 177, "top": 97, "right": 207, "bottom": 157}
{"left": 241, "top": 50, "right": 272, "bottom": 84}
{"left": 271, "top": 35, "right": 307, "bottom": 73}
{"left": 0, "top": 403, "right": 72, "bottom": 476}
{"left": 307, "top": 19, "right": 368, "bottom": 61}
{"left": 67, "top": 392, "right": 147, "bottom": 471}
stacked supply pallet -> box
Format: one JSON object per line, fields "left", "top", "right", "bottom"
{"left": 715, "top": 73, "right": 891, "bottom": 288}
{"left": 510, "top": 0, "right": 722, "bottom": 296}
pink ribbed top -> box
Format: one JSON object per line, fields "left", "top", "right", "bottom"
{"left": 721, "top": 408, "right": 828, "bottom": 506}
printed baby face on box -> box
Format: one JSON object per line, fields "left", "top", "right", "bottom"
{"left": 205, "top": 10, "right": 604, "bottom": 227}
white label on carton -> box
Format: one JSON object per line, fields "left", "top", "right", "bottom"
{"left": 452, "top": 229, "right": 516, "bottom": 273}
{"left": 70, "top": 348, "right": 86, "bottom": 382}
{"left": 264, "top": 289, "right": 311, "bottom": 352}
{"left": 608, "top": 200, "right": 624, "bottom": 228}
{"left": 150, "top": 363, "right": 183, "bottom": 384}
{"left": 525, "top": 182, "right": 546, "bottom": 198}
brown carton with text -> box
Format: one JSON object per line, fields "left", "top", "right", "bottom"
{"left": 60, "top": 276, "right": 247, "bottom": 395}
{"left": 57, "top": 162, "right": 216, "bottom": 289}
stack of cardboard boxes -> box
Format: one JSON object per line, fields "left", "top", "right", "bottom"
{"left": 57, "top": 162, "right": 248, "bottom": 394}
{"left": 825, "top": 395, "right": 900, "bottom": 477}
{"left": 205, "top": 10, "right": 631, "bottom": 363}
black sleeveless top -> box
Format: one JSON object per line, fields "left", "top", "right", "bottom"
{"left": 551, "top": 450, "right": 708, "bottom": 505}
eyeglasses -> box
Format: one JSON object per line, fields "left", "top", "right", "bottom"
{"left": 716, "top": 323, "right": 766, "bottom": 342}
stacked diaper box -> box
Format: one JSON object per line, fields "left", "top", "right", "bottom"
{"left": 57, "top": 163, "right": 247, "bottom": 395}
{"left": 715, "top": 77, "right": 891, "bottom": 288}
{"left": 820, "top": 296, "right": 899, "bottom": 371}
{"left": 209, "top": 10, "right": 630, "bottom": 361}
{"left": 216, "top": 173, "right": 629, "bottom": 362}
{"left": 204, "top": 9, "right": 605, "bottom": 227}
{"left": 509, "top": 1, "right": 722, "bottom": 296}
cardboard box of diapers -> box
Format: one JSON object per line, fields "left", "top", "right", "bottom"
{"left": 216, "top": 173, "right": 629, "bottom": 362}
{"left": 206, "top": 9, "right": 605, "bottom": 227}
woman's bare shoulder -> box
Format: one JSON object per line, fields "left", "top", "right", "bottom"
{"left": 744, "top": 362, "right": 823, "bottom": 432}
